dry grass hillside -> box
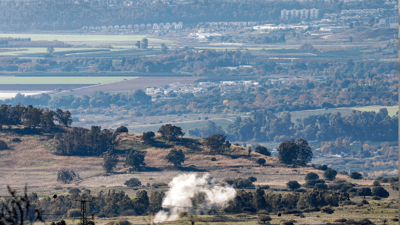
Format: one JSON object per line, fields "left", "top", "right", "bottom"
{"left": 0, "top": 132, "right": 379, "bottom": 197}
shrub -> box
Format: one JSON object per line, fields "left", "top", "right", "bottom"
{"left": 0, "top": 140, "right": 8, "bottom": 150}
{"left": 256, "top": 158, "right": 266, "bottom": 166}
{"left": 57, "top": 169, "right": 77, "bottom": 183}
{"left": 258, "top": 214, "right": 271, "bottom": 224}
{"left": 115, "top": 126, "right": 128, "bottom": 133}
{"left": 321, "top": 206, "right": 334, "bottom": 214}
{"left": 317, "top": 165, "right": 328, "bottom": 171}
{"left": 113, "top": 220, "right": 131, "bottom": 225}
{"left": 314, "top": 183, "right": 328, "bottom": 190}
{"left": 372, "top": 196, "right": 381, "bottom": 200}
{"left": 124, "top": 178, "right": 142, "bottom": 187}
{"left": 350, "top": 172, "right": 363, "bottom": 179}
{"left": 372, "top": 180, "right": 380, "bottom": 186}
{"left": 305, "top": 172, "right": 319, "bottom": 181}
{"left": 255, "top": 146, "right": 271, "bottom": 156}
{"left": 372, "top": 187, "right": 389, "bottom": 198}
{"left": 11, "top": 138, "right": 21, "bottom": 142}
{"left": 323, "top": 168, "right": 337, "bottom": 181}
{"left": 304, "top": 179, "right": 325, "bottom": 188}
{"left": 68, "top": 188, "right": 81, "bottom": 194}
{"left": 210, "top": 157, "right": 216, "bottom": 161}
{"left": 259, "top": 185, "right": 270, "bottom": 190}
{"left": 248, "top": 176, "right": 257, "bottom": 182}
{"left": 334, "top": 218, "right": 347, "bottom": 223}
{"left": 361, "top": 199, "right": 369, "bottom": 204}
{"left": 286, "top": 181, "right": 301, "bottom": 190}
{"left": 357, "top": 188, "right": 372, "bottom": 198}
{"left": 152, "top": 182, "right": 168, "bottom": 188}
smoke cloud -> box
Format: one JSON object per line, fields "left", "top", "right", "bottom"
{"left": 153, "top": 173, "right": 236, "bottom": 223}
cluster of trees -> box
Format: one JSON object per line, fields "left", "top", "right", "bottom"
{"left": 0, "top": 104, "right": 72, "bottom": 130}
{"left": 30, "top": 189, "right": 164, "bottom": 218}
{"left": 224, "top": 188, "right": 350, "bottom": 213}
{"left": 221, "top": 109, "right": 397, "bottom": 143}
{"left": 54, "top": 126, "right": 117, "bottom": 156}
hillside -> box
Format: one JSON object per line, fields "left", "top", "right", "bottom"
{"left": 0, "top": 131, "right": 367, "bottom": 196}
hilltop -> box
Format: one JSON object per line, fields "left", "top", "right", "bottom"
{"left": 0, "top": 130, "right": 360, "bottom": 196}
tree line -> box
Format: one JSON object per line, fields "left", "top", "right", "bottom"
{"left": 201, "top": 108, "right": 397, "bottom": 143}
{"left": 0, "top": 104, "right": 72, "bottom": 131}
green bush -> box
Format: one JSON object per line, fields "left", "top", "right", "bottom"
{"left": 321, "top": 206, "right": 334, "bottom": 214}
{"left": 0, "top": 140, "right": 8, "bottom": 150}
{"left": 372, "top": 187, "right": 389, "bottom": 198}
{"left": 305, "top": 172, "right": 319, "bottom": 180}
{"left": 152, "top": 182, "right": 168, "bottom": 188}
{"left": 259, "top": 185, "right": 270, "bottom": 190}
{"left": 124, "top": 178, "right": 142, "bottom": 187}
{"left": 11, "top": 138, "right": 21, "bottom": 142}
{"left": 210, "top": 157, "right": 217, "bottom": 161}
{"left": 286, "top": 181, "right": 301, "bottom": 190}
{"left": 115, "top": 126, "right": 128, "bottom": 133}
{"left": 350, "top": 172, "right": 363, "bottom": 180}
{"left": 304, "top": 179, "right": 325, "bottom": 188}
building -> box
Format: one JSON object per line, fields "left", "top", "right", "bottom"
{"left": 310, "top": 8, "right": 319, "bottom": 20}
{"left": 281, "top": 8, "right": 319, "bottom": 20}
{"left": 379, "top": 16, "right": 398, "bottom": 28}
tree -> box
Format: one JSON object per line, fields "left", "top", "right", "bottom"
{"left": 254, "top": 188, "right": 267, "bottom": 210}
{"left": 323, "top": 168, "right": 337, "bottom": 181}
{"left": 57, "top": 169, "right": 77, "bottom": 183}
{"left": 164, "top": 149, "right": 185, "bottom": 167}
{"left": 256, "top": 158, "right": 266, "bottom": 166}
{"left": 125, "top": 150, "right": 146, "bottom": 171}
{"left": 305, "top": 172, "right": 319, "bottom": 181}
{"left": 54, "top": 108, "right": 72, "bottom": 127}
{"left": 124, "top": 178, "right": 142, "bottom": 187}
{"left": 140, "top": 38, "right": 148, "bottom": 49}
{"left": 357, "top": 188, "right": 372, "bottom": 198}
{"left": 286, "top": 181, "right": 301, "bottom": 190}
{"left": 277, "top": 139, "right": 312, "bottom": 165}
{"left": 0, "top": 140, "right": 8, "bottom": 150}
{"left": 115, "top": 126, "right": 128, "bottom": 133}
{"left": 161, "top": 43, "right": 168, "bottom": 54}
{"left": 47, "top": 47, "right": 55, "bottom": 53}
{"left": 142, "top": 131, "right": 155, "bottom": 144}
{"left": 40, "top": 109, "right": 56, "bottom": 130}
{"left": 255, "top": 146, "right": 271, "bottom": 156}
{"left": 372, "top": 187, "right": 389, "bottom": 198}
{"left": 102, "top": 150, "right": 118, "bottom": 173}
{"left": 135, "top": 41, "right": 140, "bottom": 48}
{"left": 158, "top": 124, "right": 184, "bottom": 141}
{"left": 203, "top": 134, "right": 230, "bottom": 155}
{"left": 350, "top": 172, "right": 363, "bottom": 180}
{"left": 258, "top": 214, "right": 271, "bottom": 224}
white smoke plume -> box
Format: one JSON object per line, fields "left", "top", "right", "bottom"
{"left": 153, "top": 173, "right": 236, "bottom": 223}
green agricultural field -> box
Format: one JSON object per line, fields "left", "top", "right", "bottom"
{"left": 0, "top": 34, "right": 171, "bottom": 45}
{"left": 0, "top": 47, "right": 109, "bottom": 56}
{"left": 0, "top": 76, "right": 137, "bottom": 84}
{"left": 354, "top": 105, "right": 398, "bottom": 116}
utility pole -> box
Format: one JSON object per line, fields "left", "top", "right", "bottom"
{"left": 75, "top": 199, "right": 93, "bottom": 225}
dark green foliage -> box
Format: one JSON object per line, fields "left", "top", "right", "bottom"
{"left": 158, "top": 124, "right": 184, "bottom": 140}
{"left": 305, "top": 172, "right": 319, "bottom": 181}
{"left": 224, "top": 178, "right": 255, "bottom": 188}
{"left": 254, "top": 187, "right": 267, "bottom": 210}
{"left": 390, "top": 182, "right": 398, "bottom": 191}
{"left": 256, "top": 158, "right": 266, "bottom": 166}
{"left": 203, "top": 134, "right": 231, "bottom": 155}
{"left": 258, "top": 214, "right": 271, "bottom": 224}
{"left": 149, "top": 191, "right": 165, "bottom": 213}
{"left": 142, "top": 131, "right": 155, "bottom": 144}
{"left": 323, "top": 168, "right": 337, "bottom": 181}
{"left": 11, "top": 138, "right": 21, "bottom": 142}
{"left": 259, "top": 185, "right": 270, "bottom": 190}
{"left": 344, "top": 219, "right": 374, "bottom": 225}
{"left": 286, "top": 181, "right": 301, "bottom": 190}
{"left": 115, "top": 126, "right": 128, "bottom": 133}
{"left": 317, "top": 165, "right": 328, "bottom": 171}
{"left": 277, "top": 139, "right": 312, "bottom": 165}
{"left": 125, "top": 150, "right": 146, "bottom": 171}
{"left": 164, "top": 149, "right": 185, "bottom": 166}
{"left": 54, "top": 126, "right": 117, "bottom": 156}
{"left": 296, "top": 189, "right": 349, "bottom": 209}
{"left": 304, "top": 179, "right": 325, "bottom": 188}
{"left": 350, "top": 172, "right": 363, "bottom": 180}
{"left": 361, "top": 199, "right": 369, "bottom": 204}
{"left": 314, "top": 183, "right": 328, "bottom": 190}
{"left": 255, "top": 145, "right": 271, "bottom": 156}
{"left": 57, "top": 169, "right": 77, "bottom": 184}
{"left": 321, "top": 206, "right": 334, "bottom": 214}
{"left": 357, "top": 188, "right": 372, "bottom": 198}
{"left": 372, "top": 187, "right": 389, "bottom": 198}
{"left": 152, "top": 182, "right": 168, "bottom": 188}
{"left": 372, "top": 180, "right": 380, "bottom": 186}
{"left": 248, "top": 177, "right": 257, "bottom": 182}
{"left": 124, "top": 178, "right": 141, "bottom": 187}
{"left": 210, "top": 157, "right": 216, "bottom": 161}
{"left": 102, "top": 150, "right": 119, "bottom": 173}
{"left": 0, "top": 140, "right": 8, "bottom": 150}
{"left": 54, "top": 108, "right": 72, "bottom": 127}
